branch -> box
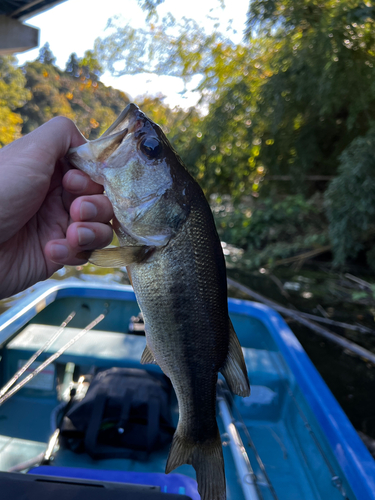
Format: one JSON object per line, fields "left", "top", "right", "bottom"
{"left": 269, "top": 245, "right": 331, "bottom": 268}
{"left": 227, "top": 277, "right": 375, "bottom": 364}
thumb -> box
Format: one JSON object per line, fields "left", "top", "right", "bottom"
{"left": 0, "top": 117, "right": 86, "bottom": 241}
{"left": 13, "top": 116, "right": 86, "bottom": 170}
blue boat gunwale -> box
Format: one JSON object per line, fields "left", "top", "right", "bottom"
{"left": 0, "top": 278, "right": 374, "bottom": 500}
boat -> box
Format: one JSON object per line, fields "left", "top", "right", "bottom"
{"left": 0, "top": 277, "right": 374, "bottom": 500}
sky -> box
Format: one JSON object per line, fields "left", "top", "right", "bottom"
{"left": 16, "top": 0, "right": 250, "bottom": 109}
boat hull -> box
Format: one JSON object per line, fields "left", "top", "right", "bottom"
{"left": 0, "top": 279, "right": 374, "bottom": 500}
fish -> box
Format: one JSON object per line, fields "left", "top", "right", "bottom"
{"left": 67, "top": 103, "right": 250, "bottom": 500}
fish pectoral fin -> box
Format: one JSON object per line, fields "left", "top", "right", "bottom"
{"left": 78, "top": 246, "right": 149, "bottom": 268}
{"left": 220, "top": 319, "right": 250, "bottom": 397}
{"left": 140, "top": 344, "right": 158, "bottom": 365}
{"left": 166, "top": 430, "right": 226, "bottom": 500}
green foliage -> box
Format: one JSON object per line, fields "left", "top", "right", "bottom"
{"left": 366, "top": 246, "right": 375, "bottom": 272}
{"left": 94, "top": 1, "right": 375, "bottom": 201}
{"left": 17, "top": 46, "right": 129, "bottom": 139}
{"left": 94, "top": 14, "right": 231, "bottom": 83}
{"left": 92, "top": 1, "right": 375, "bottom": 266}
{"left": 0, "top": 56, "right": 31, "bottom": 147}
{"left": 36, "top": 42, "right": 56, "bottom": 65}
{"left": 325, "top": 127, "right": 375, "bottom": 266}
{"left": 213, "top": 194, "right": 328, "bottom": 268}
{"left": 65, "top": 50, "right": 103, "bottom": 81}
{"left": 2, "top": 2, "right": 375, "bottom": 269}
{"left": 245, "top": 0, "right": 375, "bottom": 187}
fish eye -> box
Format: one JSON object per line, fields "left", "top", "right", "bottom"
{"left": 140, "top": 137, "right": 163, "bottom": 159}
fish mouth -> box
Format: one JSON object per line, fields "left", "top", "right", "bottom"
{"left": 101, "top": 103, "right": 140, "bottom": 138}
{"left": 67, "top": 103, "right": 145, "bottom": 163}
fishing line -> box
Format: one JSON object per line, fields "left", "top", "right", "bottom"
{"left": 0, "top": 313, "right": 105, "bottom": 406}
{"left": 0, "top": 311, "right": 76, "bottom": 398}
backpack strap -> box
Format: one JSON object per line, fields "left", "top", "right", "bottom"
{"left": 85, "top": 388, "right": 138, "bottom": 459}
{"left": 117, "top": 388, "right": 134, "bottom": 433}
{"left": 147, "top": 395, "right": 160, "bottom": 452}
{"left": 84, "top": 388, "right": 107, "bottom": 457}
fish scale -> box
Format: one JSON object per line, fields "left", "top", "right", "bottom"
{"left": 131, "top": 195, "right": 228, "bottom": 436}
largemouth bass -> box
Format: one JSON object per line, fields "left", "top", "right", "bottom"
{"left": 67, "top": 103, "right": 250, "bottom": 500}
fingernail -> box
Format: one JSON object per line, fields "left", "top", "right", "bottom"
{"left": 68, "top": 172, "right": 88, "bottom": 192}
{"left": 80, "top": 201, "right": 97, "bottom": 220}
{"left": 50, "top": 244, "right": 69, "bottom": 261}
{"left": 78, "top": 227, "right": 95, "bottom": 246}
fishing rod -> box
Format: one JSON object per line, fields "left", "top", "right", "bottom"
{"left": 218, "top": 381, "right": 279, "bottom": 500}
{"left": 226, "top": 391, "right": 280, "bottom": 500}
{"left": 217, "top": 382, "right": 265, "bottom": 500}
{"left": 0, "top": 313, "right": 105, "bottom": 407}
{"left": 0, "top": 311, "right": 76, "bottom": 398}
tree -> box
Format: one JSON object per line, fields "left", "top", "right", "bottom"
{"left": 94, "top": 12, "right": 266, "bottom": 198}
{"left": 325, "top": 126, "right": 375, "bottom": 266}
{"left": 65, "top": 53, "right": 81, "bottom": 78}
{"left": 92, "top": 1, "right": 375, "bottom": 266}
{"left": 245, "top": 1, "right": 375, "bottom": 190}
{"left": 0, "top": 56, "right": 31, "bottom": 147}
{"left": 94, "top": 1, "right": 375, "bottom": 195}
{"left": 36, "top": 42, "right": 56, "bottom": 65}
{"left": 66, "top": 50, "right": 103, "bottom": 83}
{"left": 18, "top": 51, "right": 130, "bottom": 139}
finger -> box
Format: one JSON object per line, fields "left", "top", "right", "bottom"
{"left": 66, "top": 222, "right": 113, "bottom": 249}
{"left": 70, "top": 195, "right": 114, "bottom": 223}
{"left": 63, "top": 170, "right": 104, "bottom": 196}
{"left": 45, "top": 222, "right": 113, "bottom": 265}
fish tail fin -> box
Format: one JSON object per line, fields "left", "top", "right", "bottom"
{"left": 166, "top": 429, "right": 226, "bottom": 500}
{"left": 221, "top": 319, "right": 250, "bottom": 397}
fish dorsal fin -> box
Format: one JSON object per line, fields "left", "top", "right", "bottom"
{"left": 140, "top": 344, "right": 158, "bottom": 365}
{"left": 220, "top": 319, "right": 250, "bottom": 397}
{"left": 79, "top": 246, "right": 149, "bottom": 268}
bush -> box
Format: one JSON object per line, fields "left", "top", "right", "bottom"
{"left": 325, "top": 127, "right": 375, "bottom": 266}
{"left": 212, "top": 193, "right": 328, "bottom": 268}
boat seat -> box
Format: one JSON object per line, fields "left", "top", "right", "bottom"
{"left": 0, "top": 434, "right": 46, "bottom": 472}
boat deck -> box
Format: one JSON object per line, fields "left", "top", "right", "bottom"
{"left": 0, "top": 281, "right": 374, "bottom": 500}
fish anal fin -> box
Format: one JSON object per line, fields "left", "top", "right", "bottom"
{"left": 78, "top": 246, "right": 148, "bottom": 268}
{"left": 140, "top": 344, "right": 157, "bottom": 365}
{"left": 166, "top": 431, "right": 226, "bottom": 500}
{"left": 221, "top": 320, "right": 250, "bottom": 397}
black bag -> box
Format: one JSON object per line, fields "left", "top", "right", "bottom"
{"left": 60, "top": 367, "right": 175, "bottom": 460}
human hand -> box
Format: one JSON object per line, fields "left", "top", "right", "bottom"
{"left": 0, "top": 117, "right": 114, "bottom": 299}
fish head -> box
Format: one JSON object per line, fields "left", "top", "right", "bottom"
{"left": 68, "top": 103, "right": 170, "bottom": 187}
{"left": 67, "top": 103, "right": 193, "bottom": 246}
